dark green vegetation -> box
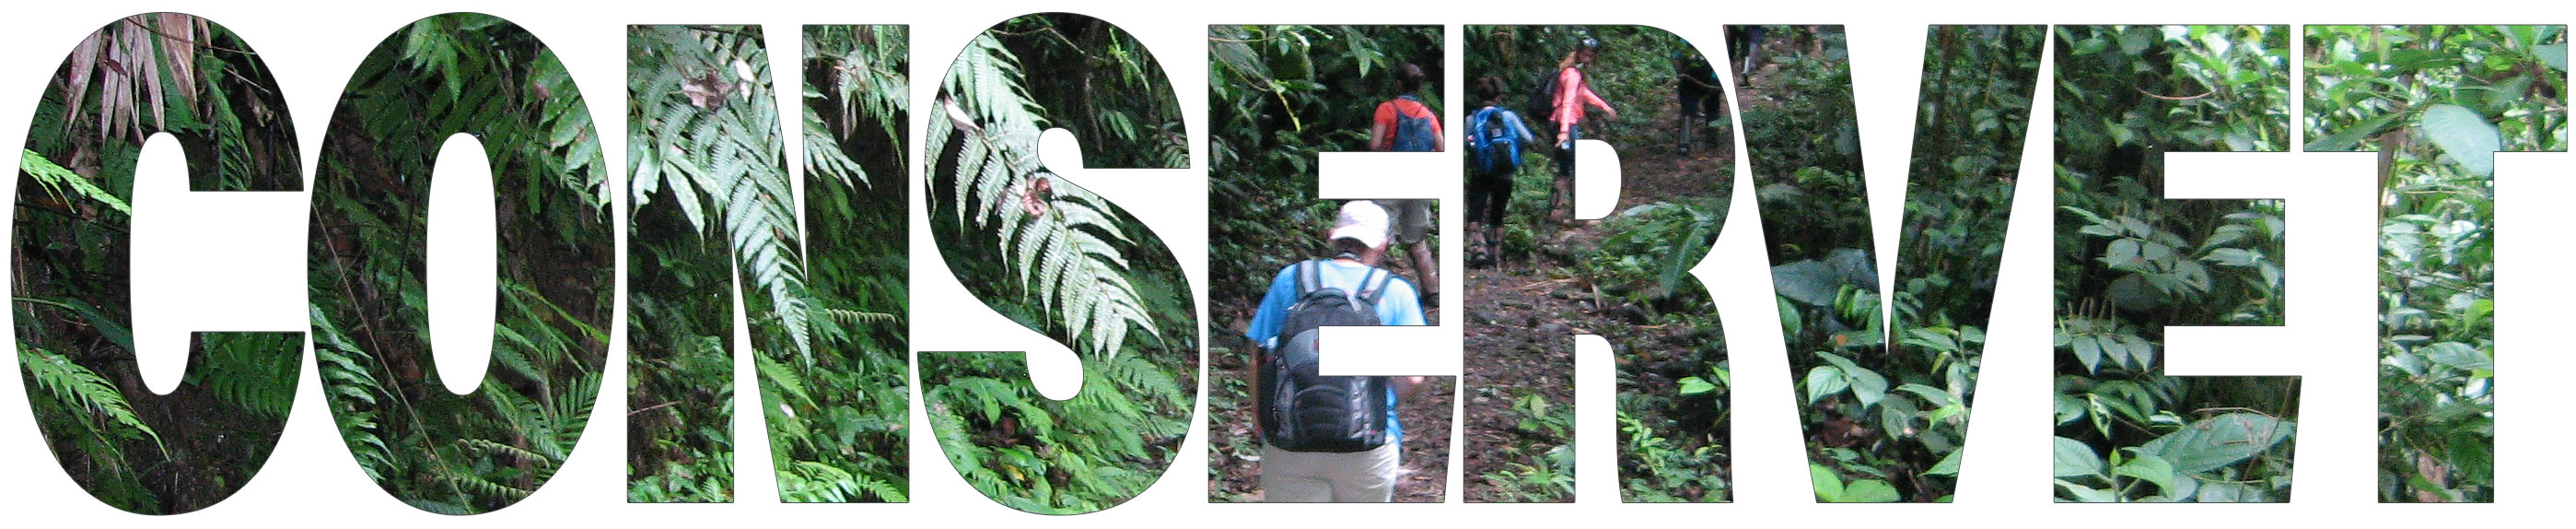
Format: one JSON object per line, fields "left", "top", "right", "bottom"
{"left": 1463, "top": 25, "right": 1731, "bottom": 502}
{"left": 307, "top": 14, "right": 612, "bottom": 514}
{"left": 923, "top": 14, "right": 1196, "bottom": 514}
{"left": 1204, "top": 24, "right": 1453, "bottom": 502}
{"left": 16, "top": 15, "right": 303, "bottom": 514}
{"left": 2052, "top": 25, "right": 2299, "bottom": 503}
{"left": 624, "top": 25, "right": 912, "bottom": 502}
{"left": 2305, "top": 25, "right": 2565, "bottom": 503}
{"left": 1737, "top": 25, "right": 2045, "bottom": 503}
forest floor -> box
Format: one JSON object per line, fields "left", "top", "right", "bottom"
{"left": 1455, "top": 136, "right": 1734, "bottom": 502}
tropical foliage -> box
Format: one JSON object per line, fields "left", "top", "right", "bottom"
{"left": 15, "top": 14, "right": 303, "bottom": 514}
{"left": 623, "top": 24, "right": 911, "bottom": 503}
{"left": 306, "top": 13, "right": 612, "bottom": 514}
{"left": 923, "top": 14, "right": 1196, "bottom": 514}
{"left": 1742, "top": 25, "right": 2044, "bottom": 503}
{"left": 2305, "top": 24, "right": 2565, "bottom": 503}
{"left": 2051, "top": 25, "right": 2300, "bottom": 502}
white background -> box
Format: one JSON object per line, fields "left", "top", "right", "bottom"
{"left": 5, "top": 1, "right": 2571, "bottom": 527}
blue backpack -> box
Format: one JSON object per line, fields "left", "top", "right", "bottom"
{"left": 1467, "top": 106, "right": 1521, "bottom": 174}
{"left": 1388, "top": 96, "right": 1439, "bottom": 152}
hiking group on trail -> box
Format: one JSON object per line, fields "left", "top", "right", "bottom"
{"left": 1241, "top": 32, "right": 1734, "bottom": 501}
{"left": 1463, "top": 37, "right": 1621, "bottom": 268}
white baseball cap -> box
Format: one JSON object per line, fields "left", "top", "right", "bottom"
{"left": 1328, "top": 200, "right": 1393, "bottom": 250}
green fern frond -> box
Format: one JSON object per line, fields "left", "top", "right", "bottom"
{"left": 458, "top": 438, "right": 553, "bottom": 468}
{"left": 191, "top": 333, "right": 301, "bottom": 419}
{"left": 19, "top": 148, "right": 131, "bottom": 214}
{"left": 629, "top": 25, "right": 821, "bottom": 370}
{"left": 442, "top": 472, "right": 534, "bottom": 500}
{"left": 928, "top": 41, "right": 1160, "bottom": 359}
{"left": 402, "top": 498, "right": 475, "bottom": 515}
{"left": 819, "top": 307, "right": 900, "bottom": 327}
{"left": 803, "top": 25, "right": 909, "bottom": 190}
{"left": 18, "top": 344, "right": 161, "bottom": 453}
{"left": 753, "top": 353, "right": 813, "bottom": 407}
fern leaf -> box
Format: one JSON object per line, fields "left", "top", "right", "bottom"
{"left": 18, "top": 345, "right": 162, "bottom": 453}
{"left": 20, "top": 148, "right": 131, "bottom": 214}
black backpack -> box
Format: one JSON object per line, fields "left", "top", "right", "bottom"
{"left": 1257, "top": 260, "right": 1398, "bottom": 453}
{"left": 1529, "top": 66, "right": 1587, "bottom": 122}
{"left": 1527, "top": 69, "right": 1563, "bottom": 120}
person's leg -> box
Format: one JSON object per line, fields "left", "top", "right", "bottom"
{"left": 1332, "top": 441, "right": 1404, "bottom": 502}
{"left": 1260, "top": 444, "right": 1334, "bottom": 502}
{"left": 1676, "top": 86, "right": 1696, "bottom": 152}
{"left": 1465, "top": 171, "right": 1492, "bottom": 264}
{"left": 1396, "top": 199, "right": 1437, "bottom": 295}
{"left": 1553, "top": 142, "right": 1578, "bottom": 224}
{"left": 1480, "top": 168, "right": 1513, "bottom": 262}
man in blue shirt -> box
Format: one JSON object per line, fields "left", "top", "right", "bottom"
{"left": 1243, "top": 200, "right": 1428, "bottom": 502}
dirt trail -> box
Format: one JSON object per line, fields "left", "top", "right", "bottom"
{"left": 1208, "top": 96, "right": 1739, "bottom": 503}
{"left": 1457, "top": 140, "right": 1732, "bottom": 502}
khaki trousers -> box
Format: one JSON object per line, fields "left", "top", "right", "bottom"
{"left": 1260, "top": 441, "right": 1401, "bottom": 502}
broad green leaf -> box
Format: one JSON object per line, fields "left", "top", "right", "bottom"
{"left": 2072, "top": 335, "right": 2104, "bottom": 373}
{"left": 2055, "top": 478, "right": 2116, "bottom": 502}
{"left": 1677, "top": 377, "right": 1718, "bottom": 396}
{"left": 2138, "top": 413, "right": 2294, "bottom": 474}
{"left": 1848, "top": 367, "right": 1888, "bottom": 408}
{"left": 1772, "top": 259, "right": 1844, "bottom": 306}
{"left": 2419, "top": 104, "right": 2500, "bottom": 176}
{"left": 1810, "top": 464, "right": 1845, "bottom": 501}
{"left": 2054, "top": 437, "right": 2104, "bottom": 477}
{"left": 1895, "top": 383, "right": 1954, "bottom": 406}
{"left": 2115, "top": 453, "right": 2177, "bottom": 493}
{"left": 1803, "top": 366, "right": 1848, "bottom": 406}
{"left": 1839, "top": 479, "right": 1900, "bottom": 502}
{"left": 2055, "top": 394, "right": 2086, "bottom": 425}
{"left": 2420, "top": 342, "right": 2492, "bottom": 371}
{"left": 1925, "top": 449, "right": 1965, "bottom": 476}
{"left": 2195, "top": 479, "right": 2264, "bottom": 502}
{"left": 2535, "top": 43, "right": 2567, "bottom": 72}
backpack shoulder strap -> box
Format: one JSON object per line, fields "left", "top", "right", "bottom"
{"left": 1295, "top": 260, "right": 1322, "bottom": 295}
{"left": 1354, "top": 267, "right": 1400, "bottom": 306}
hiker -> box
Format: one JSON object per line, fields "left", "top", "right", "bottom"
{"left": 1542, "top": 38, "right": 1618, "bottom": 223}
{"left": 1463, "top": 76, "right": 1536, "bottom": 267}
{"left": 1673, "top": 50, "right": 1722, "bottom": 154}
{"left": 1729, "top": 25, "right": 1767, "bottom": 79}
{"left": 1244, "top": 200, "right": 1429, "bottom": 502}
{"left": 1367, "top": 63, "right": 1441, "bottom": 295}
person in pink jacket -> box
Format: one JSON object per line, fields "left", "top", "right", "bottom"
{"left": 1546, "top": 38, "right": 1618, "bottom": 223}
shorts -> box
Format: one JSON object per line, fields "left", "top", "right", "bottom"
{"left": 1391, "top": 199, "right": 1431, "bottom": 245}
{"left": 1679, "top": 84, "right": 1718, "bottom": 119}
{"left": 1260, "top": 441, "right": 1402, "bottom": 502}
